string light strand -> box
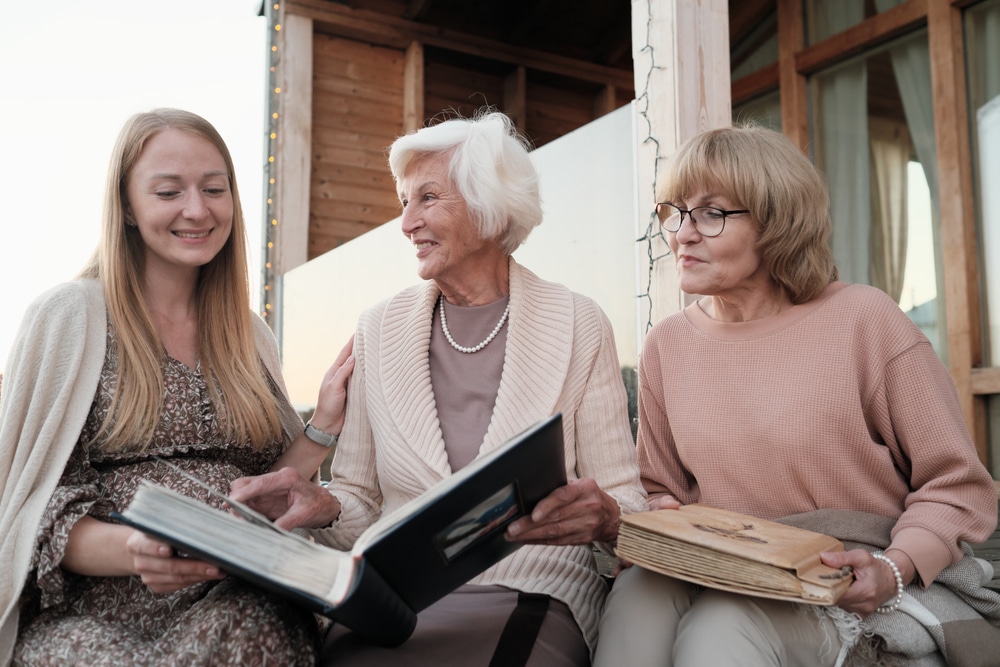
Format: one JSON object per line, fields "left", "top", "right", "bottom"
{"left": 634, "top": 0, "right": 673, "bottom": 336}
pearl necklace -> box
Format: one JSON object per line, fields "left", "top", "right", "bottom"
{"left": 438, "top": 295, "right": 510, "bottom": 354}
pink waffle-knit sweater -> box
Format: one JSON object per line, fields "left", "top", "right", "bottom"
{"left": 637, "top": 281, "right": 997, "bottom": 587}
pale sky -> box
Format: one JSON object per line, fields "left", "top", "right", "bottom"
{"left": 0, "top": 0, "right": 267, "bottom": 371}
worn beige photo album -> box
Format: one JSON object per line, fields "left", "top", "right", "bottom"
{"left": 615, "top": 504, "right": 853, "bottom": 605}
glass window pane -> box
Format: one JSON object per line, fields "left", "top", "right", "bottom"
{"left": 731, "top": 6, "right": 778, "bottom": 80}
{"left": 990, "top": 394, "right": 1000, "bottom": 479}
{"left": 734, "top": 91, "right": 781, "bottom": 131}
{"left": 810, "top": 29, "right": 946, "bottom": 358}
{"left": 966, "top": 0, "right": 1000, "bottom": 366}
{"left": 806, "top": 0, "right": 866, "bottom": 45}
{"left": 805, "top": 0, "right": 910, "bottom": 46}
{"left": 899, "top": 161, "right": 938, "bottom": 344}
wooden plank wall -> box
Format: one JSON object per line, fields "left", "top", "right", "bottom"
{"left": 525, "top": 81, "right": 597, "bottom": 148}
{"left": 307, "top": 33, "right": 632, "bottom": 256}
{"left": 422, "top": 56, "right": 617, "bottom": 148}
{"left": 309, "top": 34, "right": 404, "bottom": 258}
{"left": 424, "top": 59, "right": 504, "bottom": 122}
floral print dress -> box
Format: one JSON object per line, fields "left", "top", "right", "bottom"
{"left": 13, "top": 327, "right": 319, "bottom": 666}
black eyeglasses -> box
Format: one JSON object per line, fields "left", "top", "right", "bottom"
{"left": 655, "top": 202, "right": 749, "bottom": 238}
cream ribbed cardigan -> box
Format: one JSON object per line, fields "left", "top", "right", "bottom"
{"left": 0, "top": 280, "right": 302, "bottom": 667}
{"left": 312, "top": 259, "right": 647, "bottom": 653}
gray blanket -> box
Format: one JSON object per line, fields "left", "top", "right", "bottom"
{"left": 778, "top": 510, "right": 1000, "bottom": 667}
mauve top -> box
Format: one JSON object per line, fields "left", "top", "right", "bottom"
{"left": 429, "top": 295, "right": 510, "bottom": 471}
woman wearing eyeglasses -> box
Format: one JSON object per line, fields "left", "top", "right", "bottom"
{"left": 592, "top": 125, "right": 999, "bottom": 667}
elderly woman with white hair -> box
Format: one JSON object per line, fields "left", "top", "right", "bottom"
{"left": 230, "top": 110, "right": 646, "bottom": 666}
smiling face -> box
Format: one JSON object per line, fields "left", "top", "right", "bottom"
{"left": 666, "top": 190, "right": 770, "bottom": 300}
{"left": 398, "top": 151, "right": 507, "bottom": 295}
{"left": 125, "top": 128, "right": 233, "bottom": 281}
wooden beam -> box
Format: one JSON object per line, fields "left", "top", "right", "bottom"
{"left": 593, "top": 13, "right": 635, "bottom": 66}
{"left": 971, "top": 368, "right": 1000, "bottom": 395}
{"left": 503, "top": 66, "right": 527, "bottom": 131}
{"left": 403, "top": 0, "right": 432, "bottom": 21}
{"left": 732, "top": 62, "right": 779, "bottom": 106}
{"left": 795, "top": 0, "right": 927, "bottom": 76}
{"left": 927, "top": 0, "right": 984, "bottom": 459}
{"left": 274, "top": 12, "right": 314, "bottom": 276}
{"left": 593, "top": 84, "right": 617, "bottom": 119}
{"left": 285, "top": 0, "right": 635, "bottom": 90}
{"left": 403, "top": 41, "right": 424, "bottom": 134}
{"left": 776, "top": 0, "right": 808, "bottom": 150}
{"left": 675, "top": 0, "right": 731, "bottom": 139}
{"left": 730, "top": 4, "right": 777, "bottom": 73}
{"left": 506, "top": 0, "right": 557, "bottom": 45}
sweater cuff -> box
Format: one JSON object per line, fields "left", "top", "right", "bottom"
{"left": 890, "top": 525, "right": 953, "bottom": 588}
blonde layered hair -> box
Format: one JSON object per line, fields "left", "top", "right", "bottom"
{"left": 660, "top": 125, "right": 838, "bottom": 304}
{"left": 80, "top": 109, "right": 282, "bottom": 451}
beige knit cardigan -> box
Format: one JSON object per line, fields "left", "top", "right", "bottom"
{"left": 0, "top": 280, "right": 302, "bottom": 667}
{"left": 312, "top": 259, "right": 647, "bottom": 653}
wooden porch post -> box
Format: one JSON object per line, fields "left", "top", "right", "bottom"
{"left": 631, "top": 0, "right": 732, "bottom": 336}
{"left": 927, "top": 0, "right": 986, "bottom": 458}
{"left": 274, "top": 12, "right": 314, "bottom": 274}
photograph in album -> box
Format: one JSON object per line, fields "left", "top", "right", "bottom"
{"left": 615, "top": 504, "right": 853, "bottom": 605}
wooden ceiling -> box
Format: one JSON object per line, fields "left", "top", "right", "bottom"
{"left": 292, "top": 1, "right": 909, "bottom": 129}
{"left": 309, "top": 0, "right": 778, "bottom": 84}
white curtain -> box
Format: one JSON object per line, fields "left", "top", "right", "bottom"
{"left": 734, "top": 91, "right": 781, "bottom": 131}
{"left": 971, "top": 1, "right": 1000, "bottom": 363}
{"left": 967, "top": 1, "right": 1000, "bottom": 104}
{"left": 813, "top": 0, "right": 869, "bottom": 285}
{"left": 874, "top": 0, "right": 943, "bottom": 355}
{"left": 869, "top": 118, "right": 911, "bottom": 303}
{"left": 980, "top": 98, "right": 1000, "bottom": 365}
{"left": 984, "top": 8, "right": 1000, "bottom": 96}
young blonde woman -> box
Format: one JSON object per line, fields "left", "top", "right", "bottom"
{"left": 0, "top": 108, "right": 352, "bottom": 666}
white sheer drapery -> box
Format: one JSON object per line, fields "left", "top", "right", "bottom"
{"left": 733, "top": 91, "right": 781, "bottom": 131}
{"left": 813, "top": 0, "right": 869, "bottom": 285}
{"left": 969, "top": 0, "right": 1000, "bottom": 362}
{"left": 874, "top": 0, "right": 943, "bottom": 354}
{"left": 868, "top": 118, "right": 911, "bottom": 303}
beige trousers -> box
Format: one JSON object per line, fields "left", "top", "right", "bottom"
{"left": 593, "top": 566, "right": 845, "bottom": 667}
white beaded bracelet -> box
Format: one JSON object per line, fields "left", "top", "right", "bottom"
{"left": 873, "top": 552, "right": 904, "bottom": 613}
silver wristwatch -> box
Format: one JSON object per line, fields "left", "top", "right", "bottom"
{"left": 304, "top": 420, "right": 339, "bottom": 448}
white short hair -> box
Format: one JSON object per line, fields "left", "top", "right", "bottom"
{"left": 388, "top": 110, "right": 542, "bottom": 254}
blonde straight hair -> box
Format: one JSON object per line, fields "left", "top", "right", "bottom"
{"left": 660, "top": 125, "right": 838, "bottom": 304}
{"left": 80, "top": 109, "right": 282, "bottom": 451}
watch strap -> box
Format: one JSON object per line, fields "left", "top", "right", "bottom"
{"left": 304, "top": 420, "right": 338, "bottom": 448}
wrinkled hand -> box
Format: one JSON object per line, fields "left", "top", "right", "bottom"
{"left": 610, "top": 495, "right": 683, "bottom": 575}
{"left": 229, "top": 467, "right": 342, "bottom": 531}
{"left": 505, "top": 478, "right": 620, "bottom": 545}
{"left": 820, "top": 548, "right": 901, "bottom": 618}
{"left": 310, "top": 336, "right": 355, "bottom": 434}
{"left": 125, "top": 530, "right": 225, "bottom": 594}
